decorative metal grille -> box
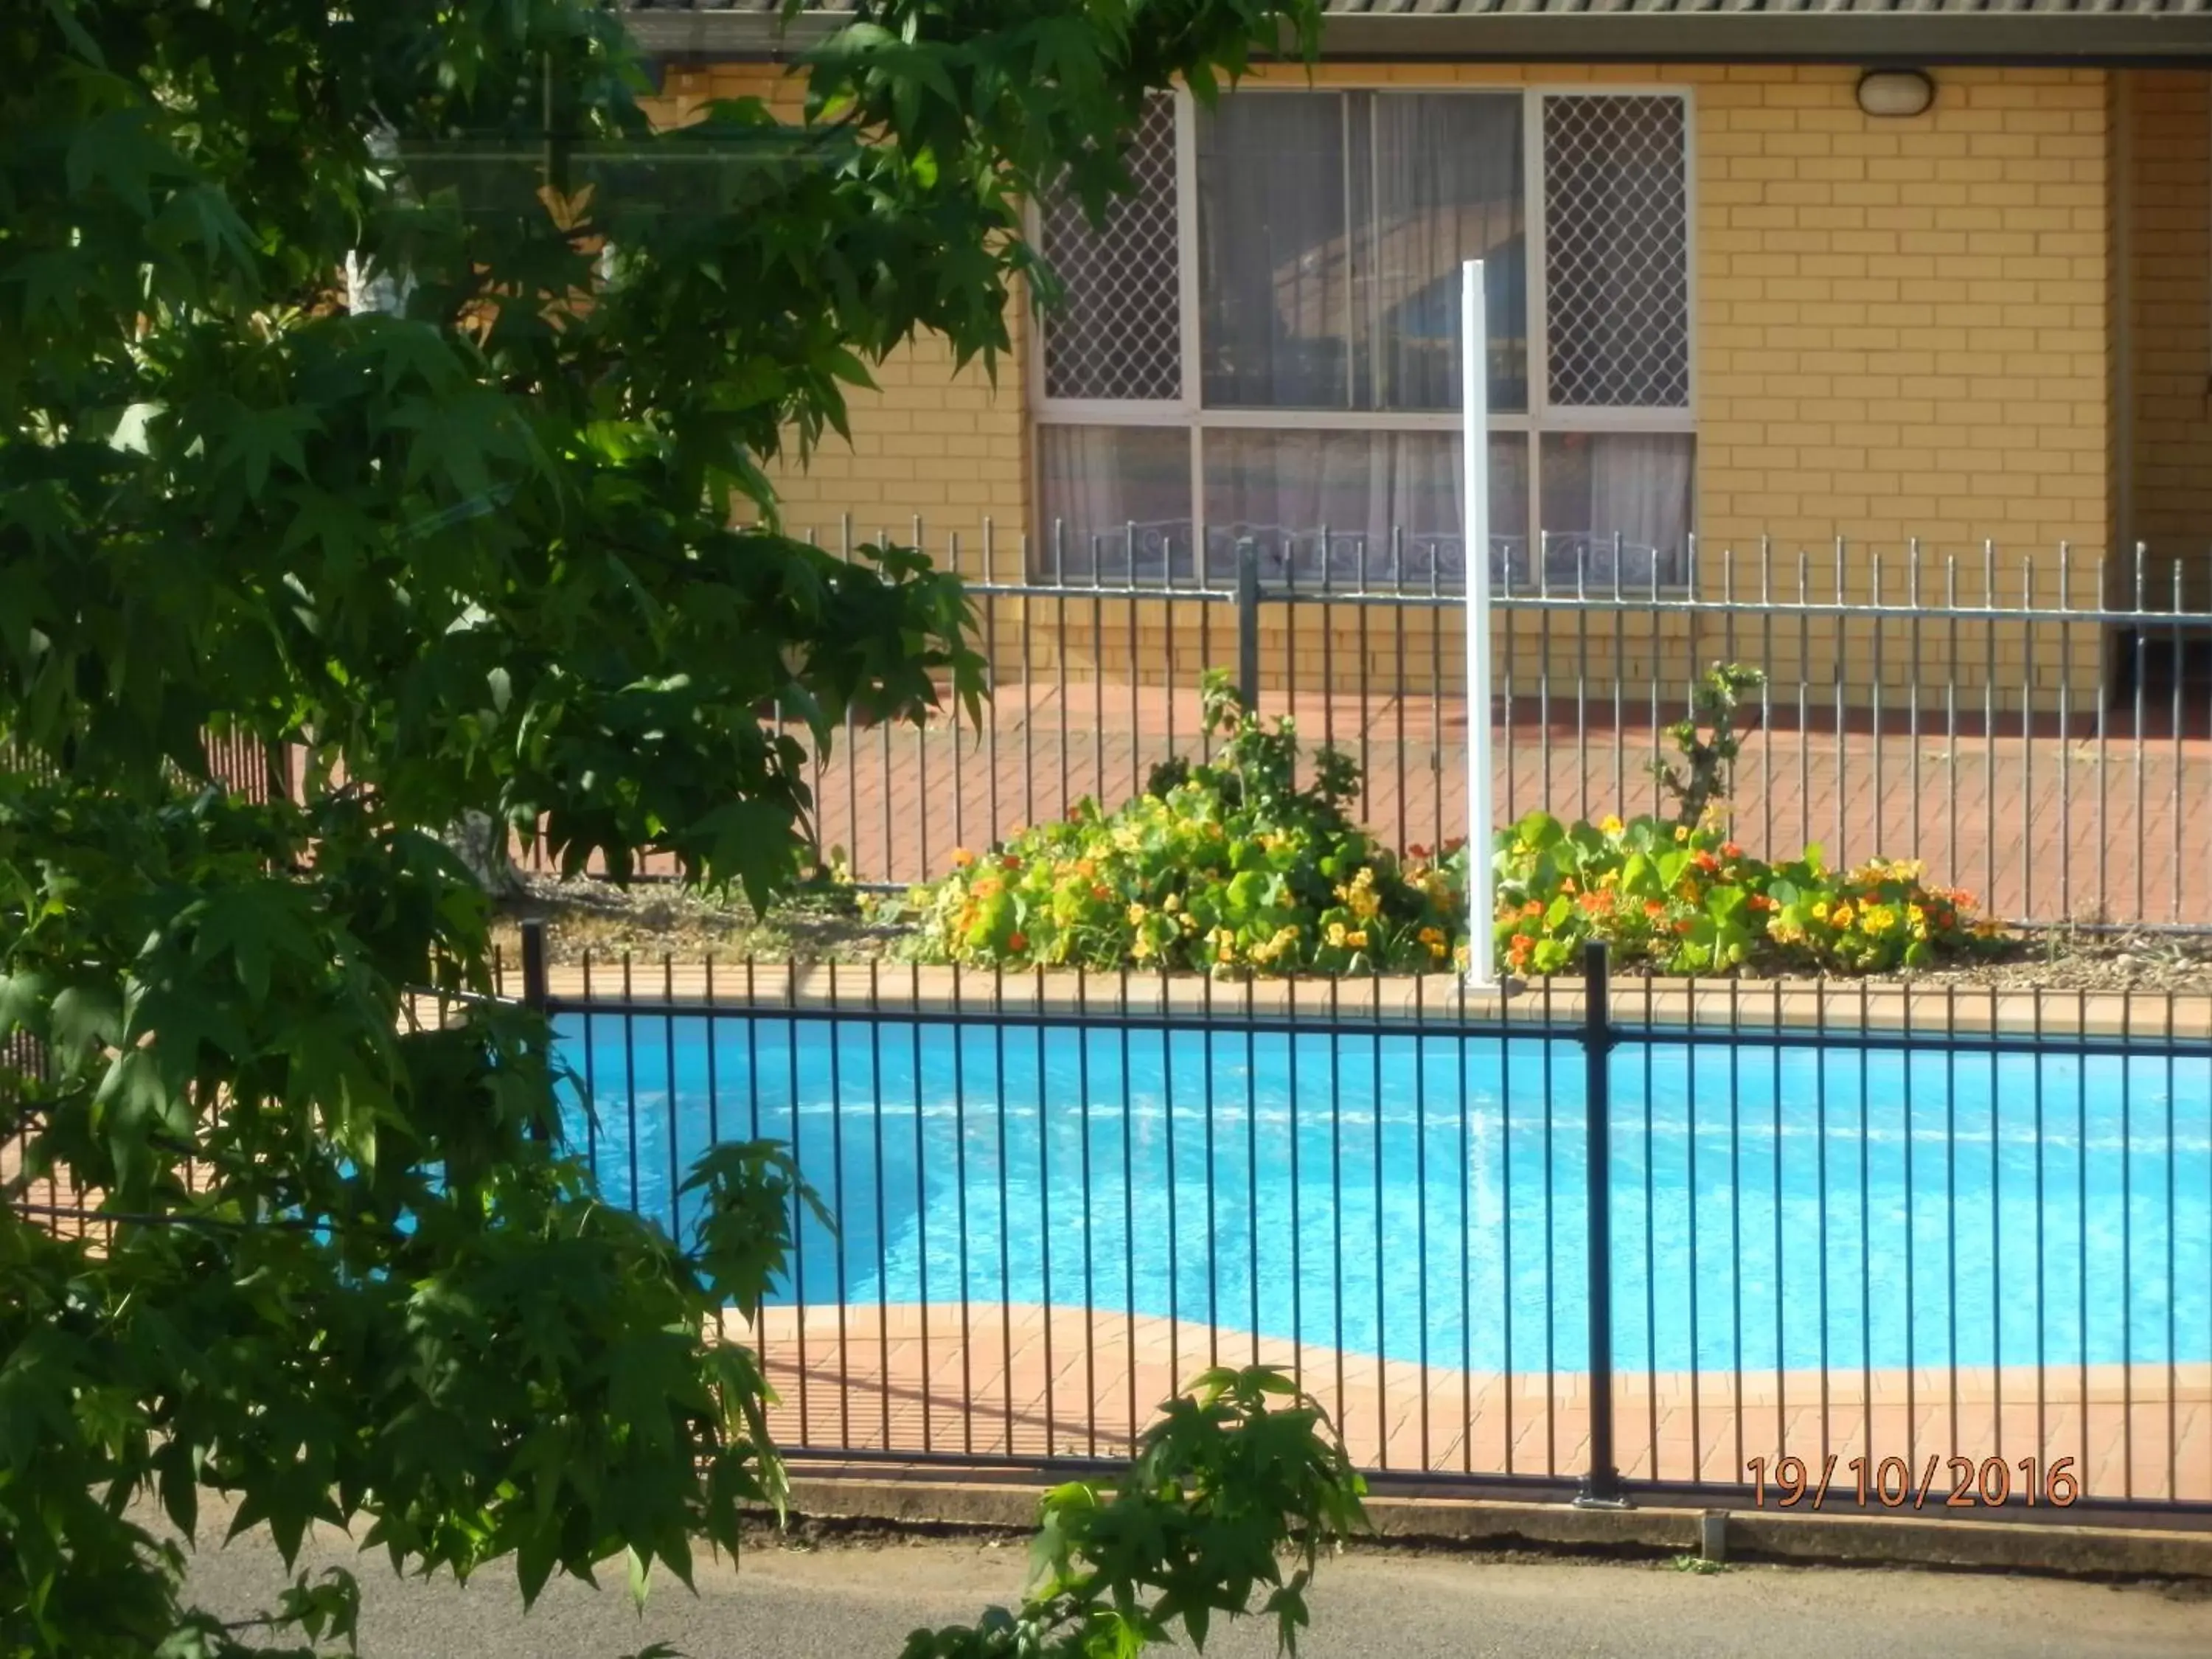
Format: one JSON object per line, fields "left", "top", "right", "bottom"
{"left": 1040, "top": 95, "right": 1181, "bottom": 402}
{"left": 1543, "top": 95, "right": 1691, "bottom": 409}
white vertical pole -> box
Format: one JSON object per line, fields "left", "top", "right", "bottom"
{"left": 1462, "top": 259, "right": 1498, "bottom": 991}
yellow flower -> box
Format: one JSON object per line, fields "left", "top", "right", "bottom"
{"left": 1429, "top": 940, "right": 1447, "bottom": 959}
{"left": 1830, "top": 902, "right": 1854, "bottom": 930}
{"left": 1345, "top": 929, "right": 1368, "bottom": 950}
{"left": 1862, "top": 905, "right": 1898, "bottom": 936}
{"left": 1600, "top": 815, "right": 1625, "bottom": 836}
{"left": 1674, "top": 825, "right": 1690, "bottom": 844}
{"left": 1418, "top": 926, "right": 1444, "bottom": 945}
{"left": 1127, "top": 902, "right": 1149, "bottom": 926}
{"left": 1133, "top": 933, "right": 1156, "bottom": 961}
{"left": 1326, "top": 922, "right": 1348, "bottom": 947}
{"left": 1164, "top": 891, "right": 1181, "bottom": 914}
{"left": 1811, "top": 900, "right": 1829, "bottom": 922}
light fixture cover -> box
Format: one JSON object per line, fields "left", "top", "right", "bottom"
{"left": 1857, "top": 69, "right": 1936, "bottom": 119}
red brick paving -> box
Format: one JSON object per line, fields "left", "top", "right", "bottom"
{"left": 729, "top": 1303, "right": 2212, "bottom": 1505}
{"left": 776, "top": 683, "right": 2212, "bottom": 927}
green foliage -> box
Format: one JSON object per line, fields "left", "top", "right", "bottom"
{"left": 897, "top": 1368, "right": 1366, "bottom": 1658}
{"left": 910, "top": 671, "right": 1471, "bottom": 975}
{"left": 0, "top": 1, "right": 1323, "bottom": 1653}
{"left": 1492, "top": 810, "right": 2006, "bottom": 978}
{"left": 911, "top": 672, "right": 2004, "bottom": 981}
{"left": 1649, "top": 663, "right": 1767, "bottom": 830}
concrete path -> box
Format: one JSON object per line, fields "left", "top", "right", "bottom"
{"left": 179, "top": 1522, "right": 2212, "bottom": 1658}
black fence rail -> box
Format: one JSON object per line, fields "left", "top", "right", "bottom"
{"left": 509, "top": 927, "right": 2212, "bottom": 1523}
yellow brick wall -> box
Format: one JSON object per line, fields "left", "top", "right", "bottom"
{"left": 645, "top": 63, "right": 1026, "bottom": 578}
{"left": 1691, "top": 65, "right": 2112, "bottom": 566}
{"left": 2127, "top": 70, "right": 2212, "bottom": 608}
{"left": 651, "top": 59, "right": 2121, "bottom": 704}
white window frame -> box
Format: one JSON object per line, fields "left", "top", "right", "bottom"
{"left": 1026, "top": 83, "right": 1698, "bottom": 584}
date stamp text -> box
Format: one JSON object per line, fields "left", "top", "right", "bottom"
{"left": 1745, "top": 1455, "right": 2079, "bottom": 1510}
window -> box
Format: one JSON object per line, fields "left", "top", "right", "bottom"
{"left": 1032, "top": 88, "right": 1694, "bottom": 586}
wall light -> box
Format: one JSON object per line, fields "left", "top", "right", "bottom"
{"left": 1857, "top": 69, "right": 1937, "bottom": 119}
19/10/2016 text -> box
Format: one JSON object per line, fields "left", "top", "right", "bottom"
{"left": 1745, "top": 1455, "right": 2080, "bottom": 1510}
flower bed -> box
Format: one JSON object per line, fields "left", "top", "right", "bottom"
{"left": 901, "top": 670, "right": 2006, "bottom": 981}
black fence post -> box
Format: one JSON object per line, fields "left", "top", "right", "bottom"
{"left": 1578, "top": 939, "right": 1627, "bottom": 1508}
{"left": 519, "top": 918, "right": 549, "bottom": 1015}
{"left": 1234, "top": 538, "right": 1262, "bottom": 709}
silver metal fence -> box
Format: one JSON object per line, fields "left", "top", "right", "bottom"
{"left": 518, "top": 521, "right": 2212, "bottom": 931}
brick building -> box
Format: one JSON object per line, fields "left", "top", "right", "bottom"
{"left": 621, "top": 3, "right": 2212, "bottom": 706}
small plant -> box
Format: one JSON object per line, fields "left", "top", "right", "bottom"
{"left": 1651, "top": 662, "right": 1767, "bottom": 830}
{"left": 909, "top": 669, "right": 1470, "bottom": 977}
{"left": 1491, "top": 810, "right": 2004, "bottom": 978}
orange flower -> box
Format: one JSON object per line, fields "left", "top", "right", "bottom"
{"left": 1522, "top": 899, "right": 1544, "bottom": 919}
{"left": 1694, "top": 851, "right": 1719, "bottom": 874}
{"left": 1644, "top": 899, "right": 1666, "bottom": 919}
{"left": 1723, "top": 841, "right": 1743, "bottom": 860}
{"left": 1091, "top": 884, "right": 1110, "bottom": 902}
{"left": 1674, "top": 918, "right": 1694, "bottom": 936}
{"left": 1560, "top": 876, "right": 1578, "bottom": 894}
{"left": 951, "top": 848, "right": 975, "bottom": 869}
{"left": 1007, "top": 931, "right": 1029, "bottom": 953}
{"left": 1407, "top": 843, "right": 1430, "bottom": 860}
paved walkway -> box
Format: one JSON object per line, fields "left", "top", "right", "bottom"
{"left": 175, "top": 1505, "right": 2212, "bottom": 1658}
{"left": 727, "top": 1303, "right": 2212, "bottom": 1507}
{"left": 745, "top": 683, "right": 2212, "bottom": 927}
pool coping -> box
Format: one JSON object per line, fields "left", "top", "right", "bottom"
{"left": 526, "top": 962, "right": 2212, "bottom": 1043}
{"left": 767, "top": 1472, "right": 2212, "bottom": 1578}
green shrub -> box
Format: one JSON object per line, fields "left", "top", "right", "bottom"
{"left": 905, "top": 673, "right": 2007, "bottom": 980}
{"left": 908, "top": 670, "right": 1470, "bottom": 975}
{"left": 1489, "top": 810, "right": 2003, "bottom": 978}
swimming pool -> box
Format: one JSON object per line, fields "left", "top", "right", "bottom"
{"left": 557, "top": 1014, "right": 2212, "bottom": 1379}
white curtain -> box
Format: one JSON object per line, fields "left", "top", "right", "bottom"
{"left": 1370, "top": 94, "right": 1526, "bottom": 413}
{"left": 1035, "top": 425, "right": 1194, "bottom": 580}
{"left": 1200, "top": 431, "right": 1529, "bottom": 586}
{"left": 1196, "top": 92, "right": 1351, "bottom": 409}
{"left": 1195, "top": 91, "right": 1527, "bottom": 415}
{"left": 1538, "top": 433, "right": 1694, "bottom": 586}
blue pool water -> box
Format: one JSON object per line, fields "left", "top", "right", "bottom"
{"left": 557, "top": 1016, "right": 2212, "bottom": 1377}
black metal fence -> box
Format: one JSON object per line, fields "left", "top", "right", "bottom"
{"left": 510, "top": 927, "right": 2212, "bottom": 1521}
